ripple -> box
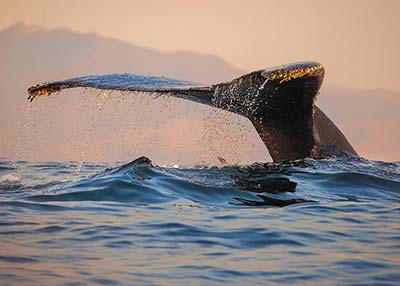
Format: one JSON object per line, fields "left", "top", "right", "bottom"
{"left": 0, "top": 201, "right": 70, "bottom": 211}
{"left": 0, "top": 255, "right": 40, "bottom": 263}
{"left": 35, "top": 225, "right": 67, "bottom": 233}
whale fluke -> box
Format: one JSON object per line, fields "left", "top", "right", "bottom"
{"left": 27, "top": 74, "right": 213, "bottom": 105}
{"left": 313, "top": 106, "right": 358, "bottom": 156}
{"left": 27, "top": 61, "right": 358, "bottom": 161}
{"left": 211, "top": 62, "right": 325, "bottom": 160}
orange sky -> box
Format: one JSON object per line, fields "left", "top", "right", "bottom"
{"left": 1, "top": 0, "right": 399, "bottom": 163}
{"left": 1, "top": 0, "right": 400, "bottom": 92}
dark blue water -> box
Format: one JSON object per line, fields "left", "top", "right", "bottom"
{"left": 0, "top": 156, "right": 399, "bottom": 285}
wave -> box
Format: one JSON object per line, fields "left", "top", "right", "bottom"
{"left": 1, "top": 156, "right": 399, "bottom": 208}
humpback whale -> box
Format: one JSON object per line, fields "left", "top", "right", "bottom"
{"left": 28, "top": 61, "right": 358, "bottom": 162}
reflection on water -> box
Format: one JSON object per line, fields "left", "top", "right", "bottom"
{"left": 0, "top": 157, "right": 399, "bottom": 285}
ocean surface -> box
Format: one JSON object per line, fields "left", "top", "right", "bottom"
{"left": 0, "top": 156, "right": 399, "bottom": 285}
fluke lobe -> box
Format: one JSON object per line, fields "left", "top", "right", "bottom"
{"left": 28, "top": 61, "right": 358, "bottom": 162}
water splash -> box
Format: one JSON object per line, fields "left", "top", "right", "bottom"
{"left": 17, "top": 86, "right": 270, "bottom": 165}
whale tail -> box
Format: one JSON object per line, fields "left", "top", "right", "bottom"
{"left": 27, "top": 73, "right": 214, "bottom": 105}
{"left": 211, "top": 62, "right": 324, "bottom": 161}
{"left": 27, "top": 62, "right": 357, "bottom": 161}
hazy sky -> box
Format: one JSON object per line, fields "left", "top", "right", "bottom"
{"left": 1, "top": 0, "right": 400, "bottom": 91}
{"left": 1, "top": 0, "right": 399, "bottom": 163}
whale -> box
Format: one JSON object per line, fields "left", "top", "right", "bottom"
{"left": 28, "top": 61, "right": 358, "bottom": 162}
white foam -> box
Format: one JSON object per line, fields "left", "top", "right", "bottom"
{"left": 0, "top": 174, "right": 21, "bottom": 183}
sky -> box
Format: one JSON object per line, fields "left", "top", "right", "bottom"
{"left": 0, "top": 0, "right": 399, "bottom": 163}
{"left": 1, "top": 0, "right": 400, "bottom": 92}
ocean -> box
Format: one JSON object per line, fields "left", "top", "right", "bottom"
{"left": 0, "top": 156, "right": 399, "bottom": 285}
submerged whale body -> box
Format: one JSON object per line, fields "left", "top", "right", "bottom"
{"left": 28, "top": 61, "right": 358, "bottom": 162}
